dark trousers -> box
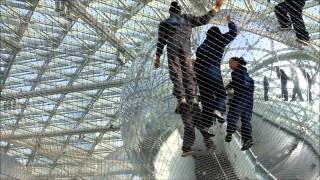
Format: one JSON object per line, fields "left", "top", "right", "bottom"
{"left": 195, "top": 64, "right": 226, "bottom": 128}
{"left": 264, "top": 87, "right": 268, "bottom": 101}
{"left": 226, "top": 96, "right": 253, "bottom": 142}
{"left": 274, "top": 1, "right": 310, "bottom": 40}
{"left": 167, "top": 41, "right": 197, "bottom": 100}
{"left": 307, "top": 87, "right": 312, "bottom": 102}
{"left": 281, "top": 83, "right": 288, "bottom": 101}
{"left": 181, "top": 106, "right": 213, "bottom": 151}
{"left": 292, "top": 84, "right": 303, "bottom": 101}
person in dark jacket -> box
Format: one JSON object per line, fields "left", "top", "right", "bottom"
{"left": 154, "top": 0, "right": 223, "bottom": 157}
{"left": 291, "top": 68, "right": 304, "bottom": 102}
{"left": 263, "top": 76, "right": 269, "bottom": 101}
{"left": 225, "top": 57, "right": 254, "bottom": 151}
{"left": 155, "top": 1, "right": 223, "bottom": 114}
{"left": 276, "top": 66, "right": 289, "bottom": 101}
{"left": 301, "top": 69, "right": 313, "bottom": 102}
{"left": 194, "top": 15, "right": 238, "bottom": 134}
{"left": 274, "top": 0, "right": 310, "bottom": 45}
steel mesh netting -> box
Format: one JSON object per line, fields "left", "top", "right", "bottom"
{"left": 0, "top": 0, "right": 319, "bottom": 180}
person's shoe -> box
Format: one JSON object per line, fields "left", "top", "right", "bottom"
{"left": 290, "top": 98, "right": 296, "bottom": 102}
{"left": 241, "top": 139, "right": 254, "bottom": 151}
{"left": 202, "top": 128, "right": 215, "bottom": 138}
{"left": 226, "top": 88, "right": 234, "bottom": 96}
{"left": 296, "top": 38, "right": 309, "bottom": 46}
{"left": 214, "top": 110, "right": 225, "bottom": 123}
{"left": 204, "top": 139, "right": 215, "bottom": 151}
{"left": 175, "top": 97, "right": 187, "bottom": 114}
{"left": 225, "top": 133, "right": 232, "bottom": 143}
{"left": 190, "top": 97, "right": 201, "bottom": 113}
{"left": 181, "top": 149, "right": 194, "bottom": 157}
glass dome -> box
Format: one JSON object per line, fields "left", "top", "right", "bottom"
{"left": 0, "top": 0, "right": 319, "bottom": 179}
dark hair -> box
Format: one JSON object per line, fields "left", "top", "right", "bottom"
{"left": 169, "top": 1, "right": 181, "bottom": 14}
{"left": 231, "top": 57, "right": 247, "bottom": 66}
{"left": 207, "top": 26, "right": 222, "bottom": 39}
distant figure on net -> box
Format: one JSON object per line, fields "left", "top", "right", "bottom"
{"left": 290, "top": 67, "right": 304, "bottom": 102}
{"left": 275, "top": 66, "right": 289, "bottom": 101}
{"left": 274, "top": 0, "right": 310, "bottom": 45}
{"left": 155, "top": 0, "right": 223, "bottom": 117}
{"left": 301, "top": 68, "right": 313, "bottom": 102}
{"left": 263, "top": 76, "right": 269, "bottom": 101}
{"left": 194, "top": 15, "right": 237, "bottom": 135}
{"left": 225, "top": 57, "right": 254, "bottom": 151}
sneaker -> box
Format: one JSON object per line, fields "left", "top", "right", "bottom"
{"left": 214, "top": 110, "right": 225, "bottom": 123}
{"left": 205, "top": 140, "right": 215, "bottom": 151}
{"left": 225, "top": 133, "right": 232, "bottom": 143}
{"left": 296, "top": 38, "right": 309, "bottom": 46}
{"left": 241, "top": 139, "right": 254, "bottom": 151}
{"left": 175, "top": 97, "right": 187, "bottom": 114}
{"left": 190, "top": 97, "right": 201, "bottom": 113}
{"left": 226, "top": 88, "right": 234, "bottom": 96}
{"left": 202, "top": 128, "right": 215, "bottom": 138}
{"left": 181, "top": 150, "right": 194, "bottom": 157}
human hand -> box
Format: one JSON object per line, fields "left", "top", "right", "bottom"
{"left": 215, "top": 0, "right": 223, "bottom": 11}
{"left": 227, "top": 15, "right": 231, "bottom": 23}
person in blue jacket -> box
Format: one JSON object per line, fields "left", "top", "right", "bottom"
{"left": 225, "top": 57, "right": 254, "bottom": 151}
{"left": 194, "top": 15, "right": 238, "bottom": 133}
{"left": 275, "top": 66, "right": 289, "bottom": 101}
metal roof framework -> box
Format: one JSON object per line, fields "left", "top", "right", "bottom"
{"left": 0, "top": 0, "right": 319, "bottom": 179}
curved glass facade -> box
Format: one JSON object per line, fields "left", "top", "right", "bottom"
{"left": 0, "top": 0, "right": 319, "bottom": 179}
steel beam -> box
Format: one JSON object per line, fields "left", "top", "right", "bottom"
{"left": 113, "top": 0, "right": 152, "bottom": 30}
{"left": 1, "top": 78, "right": 129, "bottom": 100}
{"left": 0, "top": 126, "right": 120, "bottom": 141}
{"left": 47, "top": 0, "right": 153, "bottom": 176}
{"left": 34, "top": 169, "right": 136, "bottom": 179}
{"left": 0, "top": 35, "right": 23, "bottom": 50}
{"left": 66, "top": 0, "right": 136, "bottom": 60}
{"left": 249, "top": 51, "right": 318, "bottom": 73}
{"left": 0, "top": 0, "right": 39, "bottom": 92}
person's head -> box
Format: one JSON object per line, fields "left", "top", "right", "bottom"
{"left": 207, "top": 26, "right": 222, "bottom": 40}
{"left": 169, "top": 1, "right": 181, "bottom": 15}
{"left": 229, "top": 57, "right": 247, "bottom": 70}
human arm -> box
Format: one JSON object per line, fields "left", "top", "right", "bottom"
{"left": 155, "top": 22, "right": 168, "bottom": 69}
{"left": 156, "top": 22, "right": 168, "bottom": 57}
{"left": 226, "top": 68, "right": 244, "bottom": 89}
{"left": 187, "top": 0, "right": 223, "bottom": 27}
{"left": 222, "top": 16, "right": 238, "bottom": 45}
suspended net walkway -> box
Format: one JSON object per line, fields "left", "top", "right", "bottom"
{"left": 0, "top": 0, "right": 319, "bottom": 179}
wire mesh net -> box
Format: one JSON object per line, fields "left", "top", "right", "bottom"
{"left": 0, "top": 0, "right": 319, "bottom": 179}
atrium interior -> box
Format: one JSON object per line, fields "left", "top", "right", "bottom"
{"left": 0, "top": 0, "right": 319, "bottom": 179}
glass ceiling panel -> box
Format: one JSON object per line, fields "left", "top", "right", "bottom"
{"left": 0, "top": 0, "right": 318, "bottom": 179}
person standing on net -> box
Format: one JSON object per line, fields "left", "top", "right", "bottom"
{"left": 194, "top": 15, "right": 238, "bottom": 132}
{"left": 225, "top": 57, "right": 254, "bottom": 151}
{"left": 301, "top": 68, "right": 313, "bottom": 102}
{"left": 275, "top": 66, "right": 289, "bottom": 101}
{"left": 263, "top": 76, "right": 269, "bottom": 101}
{"left": 155, "top": 0, "right": 223, "bottom": 114}
{"left": 274, "top": 0, "right": 310, "bottom": 45}
{"left": 291, "top": 67, "right": 304, "bottom": 102}
{"left": 154, "top": 0, "right": 224, "bottom": 157}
